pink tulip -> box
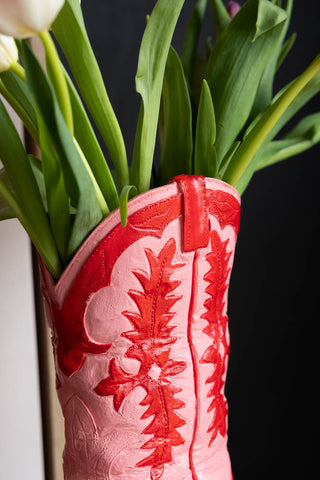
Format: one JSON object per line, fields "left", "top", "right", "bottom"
{"left": 227, "top": 1, "right": 241, "bottom": 19}
{"left": 0, "top": 0, "right": 65, "bottom": 38}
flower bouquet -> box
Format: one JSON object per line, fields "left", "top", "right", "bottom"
{"left": 0, "top": 0, "right": 319, "bottom": 479}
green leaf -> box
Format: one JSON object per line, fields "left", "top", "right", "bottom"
{"left": 209, "top": 0, "right": 231, "bottom": 37}
{"left": 194, "top": 79, "right": 217, "bottom": 177}
{"left": 0, "top": 193, "right": 15, "bottom": 220}
{"left": 189, "top": 51, "right": 208, "bottom": 104}
{"left": 40, "top": 30, "right": 74, "bottom": 134}
{"left": 0, "top": 179, "right": 25, "bottom": 224}
{"left": 37, "top": 114, "right": 71, "bottom": 264}
{"left": 276, "top": 31, "right": 297, "bottom": 70}
{"left": 28, "top": 155, "right": 48, "bottom": 211}
{"left": 181, "top": 0, "right": 208, "bottom": 84}
{"left": 284, "top": 112, "right": 320, "bottom": 140}
{"left": 218, "top": 141, "right": 241, "bottom": 179}
{"left": 0, "top": 98, "right": 62, "bottom": 278}
{"left": 119, "top": 185, "right": 137, "bottom": 227}
{"left": 257, "top": 112, "right": 320, "bottom": 169}
{"left": 245, "top": 71, "right": 320, "bottom": 141}
{"left": 205, "top": 0, "right": 288, "bottom": 162}
{"left": 253, "top": 0, "right": 288, "bottom": 41}
{"left": 131, "top": 0, "right": 186, "bottom": 193}
{"left": 223, "top": 54, "right": 320, "bottom": 193}
{"left": 0, "top": 169, "right": 15, "bottom": 220}
{"left": 0, "top": 71, "right": 37, "bottom": 127}
{"left": 158, "top": 47, "right": 193, "bottom": 184}
{"left": 222, "top": 64, "right": 320, "bottom": 194}
{"left": 0, "top": 71, "right": 39, "bottom": 141}
{"left": 64, "top": 68, "right": 119, "bottom": 211}
{"left": 132, "top": 102, "right": 144, "bottom": 190}
{"left": 249, "top": 0, "right": 293, "bottom": 121}
{"left": 29, "top": 154, "right": 78, "bottom": 216}
{"left": 20, "top": 40, "right": 104, "bottom": 259}
{"left": 52, "top": 0, "right": 129, "bottom": 190}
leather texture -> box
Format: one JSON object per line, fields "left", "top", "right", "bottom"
{"left": 173, "top": 175, "right": 210, "bottom": 252}
{"left": 40, "top": 176, "right": 240, "bottom": 480}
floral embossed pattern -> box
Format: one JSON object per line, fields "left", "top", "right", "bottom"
{"left": 63, "top": 396, "right": 110, "bottom": 480}
{"left": 95, "top": 238, "right": 187, "bottom": 480}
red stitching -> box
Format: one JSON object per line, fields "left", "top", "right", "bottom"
{"left": 187, "top": 251, "right": 199, "bottom": 480}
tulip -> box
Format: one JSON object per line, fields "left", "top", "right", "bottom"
{"left": 0, "top": 34, "right": 18, "bottom": 72}
{"left": 227, "top": 1, "right": 241, "bottom": 19}
{"left": 0, "top": 0, "right": 65, "bottom": 38}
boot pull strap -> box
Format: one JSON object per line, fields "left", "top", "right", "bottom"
{"left": 173, "top": 175, "right": 210, "bottom": 252}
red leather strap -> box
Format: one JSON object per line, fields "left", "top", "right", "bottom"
{"left": 173, "top": 175, "right": 210, "bottom": 252}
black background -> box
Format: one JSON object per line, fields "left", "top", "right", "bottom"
{"left": 81, "top": 1, "right": 319, "bottom": 478}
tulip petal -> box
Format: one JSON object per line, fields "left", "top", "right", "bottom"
{"left": 0, "top": 0, "right": 65, "bottom": 38}
{"left": 0, "top": 34, "right": 18, "bottom": 72}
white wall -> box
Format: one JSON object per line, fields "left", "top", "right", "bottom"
{"left": 0, "top": 220, "right": 44, "bottom": 479}
{"left": 0, "top": 105, "right": 44, "bottom": 478}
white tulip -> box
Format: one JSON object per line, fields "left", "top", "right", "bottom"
{"left": 0, "top": 0, "right": 65, "bottom": 38}
{"left": 0, "top": 34, "right": 18, "bottom": 72}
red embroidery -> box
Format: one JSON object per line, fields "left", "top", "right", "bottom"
{"left": 43, "top": 183, "right": 238, "bottom": 381}
{"left": 44, "top": 250, "right": 112, "bottom": 378}
{"left": 95, "top": 239, "right": 187, "bottom": 480}
{"left": 207, "top": 189, "right": 240, "bottom": 234}
{"left": 200, "top": 230, "right": 232, "bottom": 446}
{"left": 44, "top": 197, "right": 182, "bottom": 378}
{"left": 187, "top": 252, "right": 200, "bottom": 480}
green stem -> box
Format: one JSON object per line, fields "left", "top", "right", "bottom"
{"left": 52, "top": 1, "right": 129, "bottom": 190}
{"left": 39, "top": 30, "right": 74, "bottom": 135}
{"left": 0, "top": 79, "right": 39, "bottom": 142}
{"left": 223, "top": 54, "right": 320, "bottom": 188}
{"left": 9, "top": 61, "right": 26, "bottom": 82}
